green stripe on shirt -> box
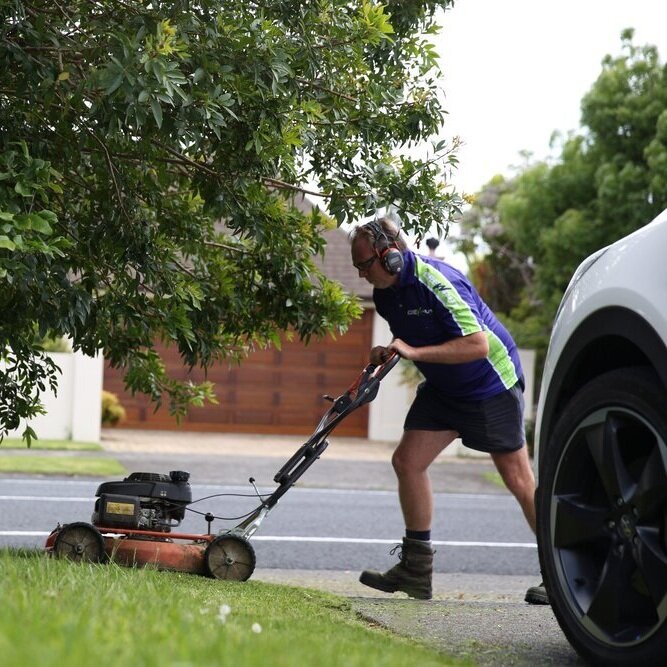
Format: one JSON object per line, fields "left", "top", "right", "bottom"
{"left": 415, "top": 257, "right": 482, "bottom": 336}
{"left": 485, "top": 328, "right": 520, "bottom": 389}
{"left": 416, "top": 256, "right": 519, "bottom": 388}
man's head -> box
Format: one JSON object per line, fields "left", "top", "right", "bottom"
{"left": 350, "top": 218, "right": 407, "bottom": 289}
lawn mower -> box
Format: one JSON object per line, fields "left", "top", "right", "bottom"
{"left": 45, "top": 353, "right": 399, "bottom": 581}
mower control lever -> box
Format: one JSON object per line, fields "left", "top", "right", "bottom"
{"left": 248, "top": 477, "right": 265, "bottom": 504}
{"left": 333, "top": 394, "right": 353, "bottom": 413}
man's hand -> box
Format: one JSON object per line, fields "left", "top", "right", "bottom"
{"left": 388, "top": 338, "right": 416, "bottom": 360}
{"left": 370, "top": 346, "right": 392, "bottom": 365}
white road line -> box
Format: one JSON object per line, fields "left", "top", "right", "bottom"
{"left": 0, "top": 486, "right": 508, "bottom": 501}
{"left": 251, "top": 536, "right": 537, "bottom": 548}
{"left": 0, "top": 496, "right": 92, "bottom": 502}
{"left": 0, "top": 530, "right": 535, "bottom": 548}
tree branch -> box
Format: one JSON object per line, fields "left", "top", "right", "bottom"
{"left": 295, "top": 77, "right": 359, "bottom": 103}
{"left": 203, "top": 240, "right": 247, "bottom": 253}
{"left": 151, "top": 140, "right": 219, "bottom": 178}
{"left": 150, "top": 141, "right": 354, "bottom": 200}
{"left": 261, "top": 176, "right": 329, "bottom": 198}
{"left": 86, "top": 129, "right": 132, "bottom": 222}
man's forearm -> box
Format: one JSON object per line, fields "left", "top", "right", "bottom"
{"left": 390, "top": 331, "right": 489, "bottom": 364}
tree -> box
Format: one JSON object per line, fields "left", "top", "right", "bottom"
{"left": 453, "top": 29, "right": 666, "bottom": 362}
{"left": 0, "top": 0, "right": 461, "bottom": 441}
{"left": 454, "top": 175, "right": 532, "bottom": 316}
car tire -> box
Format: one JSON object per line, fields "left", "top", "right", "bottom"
{"left": 537, "top": 367, "right": 667, "bottom": 666}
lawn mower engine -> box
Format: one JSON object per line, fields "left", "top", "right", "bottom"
{"left": 91, "top": 470, "right": 192, "bottom": 532}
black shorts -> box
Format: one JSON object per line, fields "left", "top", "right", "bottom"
{"left": 404, "top": 380, "right": 526, "bottom": 454}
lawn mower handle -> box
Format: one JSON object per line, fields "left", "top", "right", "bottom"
{"left": 228, "top": 353, "right": 400, "bottom": 540}
{"left": 271, "top": 351, "right": 400, "bottom": 487}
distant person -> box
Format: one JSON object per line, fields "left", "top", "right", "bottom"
{"left": 425, "top": 237, "right": 440, "bottom": 257}
{"left": 349, "top": 217, "right": 547, "bottom": 604}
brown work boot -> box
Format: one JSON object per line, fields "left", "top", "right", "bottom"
{"left": 525, "top": 580, "right": 550, "bottom": 605}
{"left": 359, "top": 537, "right": 434, "bottom": 600}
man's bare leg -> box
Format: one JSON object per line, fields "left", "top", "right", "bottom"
{"left": 358, "top": 429, "right": 457, "bottom": 599}
{"left": 491, "top": 445, "right": 536, "bottom": 532}
{"left": 391, "top": 429, "right": 459, "bottom": 530}
{"left": 492, "top": 445, "right": 548, "bottom": 604}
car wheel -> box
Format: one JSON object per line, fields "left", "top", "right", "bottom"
{"left": 537, "top": 367, "right": 667, "bottom": 666}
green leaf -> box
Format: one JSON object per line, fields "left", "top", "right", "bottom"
{"left": 29, "top": 214, "right": 53, "bottom": 235}
{"left": 22, "top": 425, "right": 37, "bottom": 447}
{"left": 14, "top": 181, "right": 31, "bottom": 196}
{"left": 39, "top": 210, "right": 58, "bottom": 223}
{"left": 0, "top": 236, "right": 16, "bottom": 250}
{"left": 13, "top": 214, "right": 31, "bottom": 229}
{"left": 105, "top": 71, "right": 124, "bottom": 96}
{"left": 0, "top": 212, "right": 14, "bottom": 222}
{"left": 151, "top": 98, "right": 163, "bottom": 127}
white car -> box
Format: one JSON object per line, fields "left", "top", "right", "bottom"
{"left": 534, "top": 208, "right": 667, "bottom": 665}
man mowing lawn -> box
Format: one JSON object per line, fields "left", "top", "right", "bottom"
{"left": 350, "top": 218, "right": 547, "bottom": 604}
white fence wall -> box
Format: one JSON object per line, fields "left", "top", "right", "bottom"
{"left": 7, "top": 351, "right": 104, "bottom": 443}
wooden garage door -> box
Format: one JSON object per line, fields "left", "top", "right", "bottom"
{"left": 103, "top": 310, "right": 374, "bottom": 437}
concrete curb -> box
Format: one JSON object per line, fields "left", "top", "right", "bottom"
{"left": 253, "top": 569, "right": 580, "bottom": 666}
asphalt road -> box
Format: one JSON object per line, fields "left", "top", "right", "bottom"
{"left": 0, "top": 478, "right": 539, "bottom": 575}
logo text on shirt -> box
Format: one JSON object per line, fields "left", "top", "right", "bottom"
{"left": 406, "top": 308, "right": 433, "bottom": 316}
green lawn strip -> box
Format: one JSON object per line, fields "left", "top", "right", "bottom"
{"left": 0, "top": 438, "right": 102, "bottom": 451}
{"left": 0, "top": 550, "right": 461, "bottom": 667}
{"left": 0, "top": 456, "right": 125, "bottom": 477}
{"left": 482, "top": 471, "right": 505, "bottom": 489}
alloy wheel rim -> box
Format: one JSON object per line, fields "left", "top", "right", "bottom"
{"left": 551, "top": 406, "right": 667, "bottom": 645}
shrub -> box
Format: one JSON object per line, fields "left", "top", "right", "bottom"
{"left": 36, "top": 336, "right": 71, "bottom": 353}
{"left": 101, "top": 391, "right": 126, "bottom": 426}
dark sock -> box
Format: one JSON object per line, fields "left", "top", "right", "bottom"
{"left": 406, "top": 529, "right": 431, "bottom": 542}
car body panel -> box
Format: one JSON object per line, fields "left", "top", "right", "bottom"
{"left": 535, "top": 208, "right": 667, "bottom": 483}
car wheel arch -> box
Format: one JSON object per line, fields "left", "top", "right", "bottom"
{"left": 538, "top": 306, "right": 667, "bottom": 478}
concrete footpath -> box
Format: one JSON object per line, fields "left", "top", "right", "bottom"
{"left": 96, "top": 429, "right": 582, "bottom": 666}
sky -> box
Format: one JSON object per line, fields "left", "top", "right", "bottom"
{"left": 434, "top": 0, "right": 667, "bottom": 196}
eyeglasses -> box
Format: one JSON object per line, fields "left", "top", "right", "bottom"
{"left": 353, "top": 255, "right": 377, "bottom": 272}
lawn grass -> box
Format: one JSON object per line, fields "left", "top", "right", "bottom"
{"left": 0, "top": 456, "right": 125, "bottom": 477}
{"left": 482, "top": 471, "right": 505, "bottom": 489}
{"left": 0, "top": 550, "right": 459, "bottom": 667}
{"left": 0, "top": 438, "right": 102, "bottom": 451}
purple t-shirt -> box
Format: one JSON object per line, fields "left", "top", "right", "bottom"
{"left": 373, "top": 251, "right": 522, "bottom": 400}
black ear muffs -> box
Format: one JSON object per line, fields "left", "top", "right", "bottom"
{"left": 365, "top": 221, "right": 404, "bottom": 275}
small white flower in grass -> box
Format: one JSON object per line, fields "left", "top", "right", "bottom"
{"left": 251, "top": 623, "right": 262, "bottom": 634}
{"left": 217, "top": 604, "right": 232, "bottom": 624}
